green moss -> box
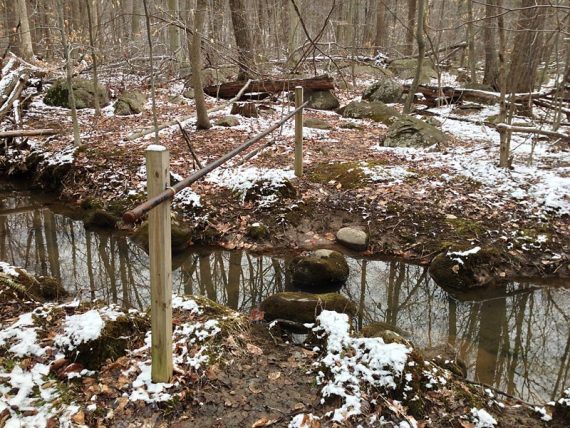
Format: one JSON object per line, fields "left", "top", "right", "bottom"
{"left": 447, "top": 218, "right": 485, "bottom": 238}
{"left": 308, "top": 162, "right": 368, "bottom": 189}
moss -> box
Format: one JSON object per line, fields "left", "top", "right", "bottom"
{"left": 248, "top": 223, "right": 269, "bottom": 240}
{"left": 308, "top": 162, "right": 368, "bottom": 189}
{"left": 80, "top": 197, "right": 104, "bottom": 210}
{"left": 84, "top": 209, "right": 118, "bottom": 229}
{"left": 447, "top": 217, "right": 485, "bottom": 238}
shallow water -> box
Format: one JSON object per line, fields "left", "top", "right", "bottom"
{"left": 1, "top": 181, "right": 569, "bottom": 404}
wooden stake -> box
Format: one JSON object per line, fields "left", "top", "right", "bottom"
{"left": 146, "top": 145, "right": 173, "bottom": 383}
{"left": 294, "top": 86, "right": 304, "bottom": 177}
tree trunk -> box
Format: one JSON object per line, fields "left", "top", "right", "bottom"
{"left": 190, "top": 0, "right": 212, "bottom": 129}
{"left": 483, "top": 0, "right": 499, "bottom": 90}
{"left": 405, "top": 0, "right": 417, "bottom": 56}
{"left": 508, "top": 0, "right": 548, "bottom": 94}
{"left": 404, "top": 0, "right": 424, "bottom": 114}
{"left": 375, "top": 0, "right": 387, "bottom": 51}
{"left": 132, "top": 0, "right": 143, "bottom": 35}
{"left": 466, "top": 0, "right": 476, "bottom": 83}
{"left": 229, "top": 0, "right": 255, "bottom": 80}
{"left": 167, "top": 0, "right": 182, "bottom": 60}
{"left": 86, "top": 0, "right": 101, "bottom": 117}
{"left": 16, "top": 0, "right": 34, "bottom": 60}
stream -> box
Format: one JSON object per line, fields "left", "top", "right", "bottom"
{"left": 1, "top": 181, "right": 569, "bottom": 405}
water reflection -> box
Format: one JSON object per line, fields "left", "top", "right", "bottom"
{"left": 1, "top": 185, "right": 569, "bottom": 403}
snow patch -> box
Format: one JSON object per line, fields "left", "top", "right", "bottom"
{"left": 54, "top": 310, "right": 105, "bottom": 351}
{"left": 470, "top": 408, "right": 497, "bottom": 427}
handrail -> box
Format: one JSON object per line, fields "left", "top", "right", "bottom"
{"left": 123, "top": 100, "right": 309, "bottom": 223}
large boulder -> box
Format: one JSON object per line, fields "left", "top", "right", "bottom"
{"left": 289, "top": 249, "right": 349, "bottom": 291}
{"left": 383, "top": 116, "right": 446, "bottom": 149}
{"left": 336, "top": 227, "right": 369, "bottom": 251}
{"left": 261, "top": 291, "right": 357, "bottom": 324}
{"left": 429, "top": 247, "right": 495, "bottom": 290}
{"left": 362, "top": 78, "right": 403, "bottom": 103}
{"left": 114, "top": 90, "right": 146, "bottom": 115}
{"left": 342, "top": 101, "right": 401, "bottom": 125}
{"left": 44, "top": 78, "right": 109, "bottom": 109}
{"left": 388, "top": 58, "right": 437, "bottom": 84}
{"left": 307, "top": 90, "right": 340, "bottom": 110}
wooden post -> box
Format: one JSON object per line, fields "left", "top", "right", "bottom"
{"left": 294, "top": 86, "right": 304, "bottom": 177}
{"left": 146, "top": 145, "right": 173, "bottom": 383}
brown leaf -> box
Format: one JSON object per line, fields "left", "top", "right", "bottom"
{"left": 248, "top": 383, "right": 262, "bottom": 394}
{"left": 268, "top": 371, "right": 281, "bottom": 381}
{"left": 246, "top": 343, "right": 263, "bottom": 356}
{"left": 249, "top": 308, "right": 265, "bottom": 321}
{"left": 251, "top": 417, "right": 270, "bottom": 428}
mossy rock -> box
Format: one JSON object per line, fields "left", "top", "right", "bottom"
{"left": 248, "top": 222, "right": 269, "bottom": 240}
{"left": 429, "top": 247, "right": 496, "bottom": 290}
{"left": 342, "top": 100, "right": 401, "bottom": 125}
{"left": 308, "top": 161, "right": 368, "bottom": 189}
{"left": 304, "top": 118, "right": 333, "bottom": 130}
{"left": 1, "top": 268, "right": 68, "bottom": 302}
{"left": 388, "top": 58, "right": 437, "bottom": 84}
{"left": 44, "top": 78, "right": 109, "bottom": 109}
{"left": 182, "top": 88, "right": 195, "bottom": 99}
{"left": 114, "top": 90, "right": 146, "bottom": 116}
{"left": 307, "top": 90, "right": 340, "bottom": 110}
{"left": 214, "top": 115, "right": 240, "bottom": 127}
{"left": 261, "top": 291, "right": 357, "bottom": 324}
{"left": 339, "top": 122, "right": 363, "bottom": 130}
{"left": 362, "top": 78, "right": 404, "bottom": 103}
{"left": 72, "top": 315, "right": 149, "bottom": 370}
{"left": 422, "top": 344, "right": 467, "bottom": 378}
{"left": 384, "top": 116, "right": 446, "bottom": 149}
{"left": 132, "top": 222, "right": 193, "bottom": 254}
{"left": 361, "top": 322, "right": 412, "bottom": 347}
{"left": 84, "top": 209, "right": 118, "bottom": 229}
{"left": 288, "top": 249, "right": 349, "bottom": 292}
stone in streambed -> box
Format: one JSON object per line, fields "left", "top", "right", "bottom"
{"left": 428, "top": 246, "right": 495, "bottom": 290}
{"left": 289, "top": 249, "right": 349, "bottom": 291}
{"left": 336, "top": 227, "right": 368, "bottom": 251}
{"left": 84, "top": 209, "right": 118, "bottom": 229}
{"left": 261, "top": 291, "right": 357, "bottom": 324}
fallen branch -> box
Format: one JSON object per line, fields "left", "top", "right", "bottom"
{"left": 496, "top": 123, "right": 569, "bottom": 141}
{"left": 0, "top": 128, "right": 59, "bottom": 138}
{"left": 126, "top": 80, "right": 252, "bottom": 141}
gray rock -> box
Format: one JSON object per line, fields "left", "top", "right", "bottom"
{"left": 342, "top": 100, "right": 401, "bottom": 125}
{"left": 361, "top": 322, "right": 413, "bottom": 347}
{"left": 304, "top": 118, "right": 333, "bottom": 130}
{"left": 114, "top": 90, "right": 146, "bottom": 116}
{"left": 289, "top": 249, "right": 349, "bottom": 291}
{"left": 308, "top": 90, "right": 340, "bottom": 110}
{"left": 44, "top": 78, "right": 109, "bottom": 109}
{"left": 388, "top": 58, "right": 437, "bottom": 84}
{"left": 182, "top": 88, "right": 195, "bottom": 99}
{"left": 336, "top": 227, "right": 368, "bottom": 251}
{"left": 214, "top": 115, "right": 240, "bottom": 127}
{"left": 384, "top": 116, "right": 446, "bottom": 149}
{"left": 362, "top": 78, "right": 403, "bottom": 103}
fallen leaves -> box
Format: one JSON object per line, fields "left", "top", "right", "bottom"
{"left": 246, "top": 343, "right": 263, "bottom": 356}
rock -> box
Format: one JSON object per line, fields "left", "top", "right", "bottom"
{"left": 307, "top": 90, "right": 340, "bottom": 110}
{"left": 342, "top": 100, "right": 401, "bottom": 125}
{"left": 44, "top": 78, "right": 109, "bottom": 109}
{"left": 340, "top": 122, "right": 363, "bottom": 130}
{"left": 248, "top": 222, "right": 269, "bottom": 240}
{"left": 422, "top": 344, "right": 467, "bottom": 378}
{"left": 84, "top": 209, "right": 118, "bottom": 229}
{"left": 388, "top": 58, "right": 437, "bottom": 84}
{"left": 304, "top": 118, "right": 333, "bottom": 130}
{"left": 182, "top": 88, "right": 195, "bottom": 99}
{"left": 553, "top": 389, "right": 570, "bottom": 424}
{"left": 6, "top": 268, "right": 68, "bottom": 301}
{"left": 214, "top": 115, "right": 240, "bottom": 127}
{"left": 429, "top": 247, "right": 494, "bottom": 290}
{"left": 114, "top": 90, "right": 146, "bottom": 116}
{"left": 384, "top": 116, "right": 446, "bottom": 149}
{"left": 289, "top": 249, "right": 349, "bottom": 291}
{"left": 362, "top": 78, "right": 404, "bottom": 103}
{"left": 336, "top": 227, "right": 368, "bottom": 251}
{"left": 261, "top": 291, "right": 357, "bottom": 324}
{"left": 361, "top": 322, "right": 413, "bottom": 347}
{"left": 133, "top": 222, "right": 193, "bottom": 254}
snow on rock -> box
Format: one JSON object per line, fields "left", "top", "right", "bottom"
{"left": 0, "top": 261, "right": 19, "bottom": 277}
{"left": 173, "top": 187, "right": 202, "bottom": 209}
{"left": 313, "top": 310, "right": 411, "bottom": 423}
{"left": 54, "top": 309, "right": 105, "bottom": 351}
{"left": 470, "top": 408, "right": 497, "bottom": 427}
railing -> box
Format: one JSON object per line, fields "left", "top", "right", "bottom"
{"left": 124, "top": 88, "right": 307, "bottom": 382}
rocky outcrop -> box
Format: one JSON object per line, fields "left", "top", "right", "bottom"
{"left": 384, "top": 116, "right": 446, "bottom": 149}
{"left": 214, "top": 115, "right": 240, "bottom": 127}
{"left": 342, "top": 101, "right": 401, "bottom": 125}
{"left": 422, "top": 344, "right": 467, "bottom": 378}
{"left": 289, "top": 249, "right": 349, "bottom": 291}
{"left": 44, "top": 78, "right": 109, "bottom": 109}
{"left": 114, "top": 90, "right": 146, "bottom": 116}
{"left": 304, "top": 118, "right": 333, "bottom": 130}
{"left": 360, "top": 321, "right": 412, "bottom": 347}
{"left": 307, "top": 90, "right": 340, "bottom": 110}
{"left": 261, "top": 291, "right": 357, "bottom": 324}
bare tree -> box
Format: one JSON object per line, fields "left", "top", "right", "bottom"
{"left": 404, "top": 0, "right": 424, "bottom": 114}
{"left": 190, "top": 0, "right": 212, "bottom": 129}
{"left": 229, "top": 0, "right": 255, "bottom": 80}
{"left": 483, "top": 0, "right": 499, "bottom": 90}
{"left": 16, "top": 0, "right": 34, "bottom": 60}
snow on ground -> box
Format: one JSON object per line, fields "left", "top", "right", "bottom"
{"left": 469, "top": 408, "right": 497, "bottom": 427}
{"left": 0, "top": 261, "right": 19, "bottom": 276}
{"left": 313, "top": 310, "right": 411, "bottom": 423}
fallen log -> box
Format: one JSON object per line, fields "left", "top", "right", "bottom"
{"left": 0, "top": 72, "right": 29, "bottom": 120}
{"left": 204, "top": 75, "right": 334, "bottom": 99}
{"left": 0, "top": 128, "right": 60, "bottom": 138}
{"left": 496, "top": 123, "right": 569, "bottom": 141}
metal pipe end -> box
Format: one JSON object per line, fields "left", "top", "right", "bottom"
{"left": 123, "top": 211, "right": 137, "bottom": 224}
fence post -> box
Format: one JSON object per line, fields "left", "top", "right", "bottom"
{"left": 294, "top": 86, "right": 304, "bottom": 177}
{"left": 146, "top": 145, "right": 173, "bottom": 383}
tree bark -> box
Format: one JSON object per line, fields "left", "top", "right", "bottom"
{"left": 405, "top": 0, "right": 417, "bottom": 56}
{"left": 375, "top": 0, "right": 387, "bottom": 51}
{"left": 483, "top": 0, "right": 499, "bottom": 90}
{"left": 190, "top": 0, "right": 212, "bottom": 129}
{"left": 229, "top": 0, "right": 255, "bottom": 80}
{"left": 404, "top": 0, "right": 424, "bottom": 113}
{"left": 16, "top": 0, "right": 34, "bottom": 61}
{"left": 167, "top": 0, "right": 182, "bottom": 60}
{"left": 466, "top": 0, "right": 477, "bottom": 83}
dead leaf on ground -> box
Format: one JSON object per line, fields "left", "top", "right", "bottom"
{"left": 246, "top": 343, "right": 263, "bottom": 355}
{"left": 268, "top": 371, "right": 281, "bottom": 381}
{"left": 251, "top": 416, "right": 275, "bottom": 427}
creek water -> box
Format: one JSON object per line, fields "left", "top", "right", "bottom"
{"left": 1, "top": 181, "right": 569, "bottom": 404}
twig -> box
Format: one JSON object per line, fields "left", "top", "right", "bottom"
{"left": 177, "top": 121, "right": 203, "bottom": 169}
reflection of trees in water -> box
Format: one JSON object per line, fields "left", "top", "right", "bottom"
{"left": 1, "top": 194, "right": 570, "bottom": 403}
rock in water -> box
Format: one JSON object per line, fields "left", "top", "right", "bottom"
{"left": 384, "top": 116, "right": 446, "bottom": 149}
{"left": 429, "top": 247, "right": 494, "bottom": 290}
{"left": 261, "top": 291, "right": 357, "bottom": 324}
{"left": 44, "top": 78, "right": 109, "bottom": 109}
{"left": 289, "top": 249, "right": 349, "bottom": 291}
{"left": 336, "top": 227, "right": 368, "bottom": 251}
{"left": 362, "top": 78, "right": 403, "bottom": 103}
{"left": 360, "top": 322, "right": 413, "bottom": 347}
{"left": 114, "top": 90, "right": 146, "bottom": 115}
{"left": 422, "top": 344, "right": 467, "bottom": 378}
{"left": 342, "top": 100, "right": 401, "bottom": 125}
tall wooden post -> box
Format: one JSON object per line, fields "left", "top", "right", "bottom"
{"left": 294, "top": 86, "right": 304, "bottom": 177}
{"left": 146, "top": 145, "right": 173, "bottom": 383}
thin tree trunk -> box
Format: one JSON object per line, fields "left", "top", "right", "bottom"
{"left": 167, "top": 0, "right": 181, "bottom": 60}
{"left": 85, "top": 0, "right": 101, "bottom": 117}
{"left": 229, "top": 0, "right": 255, "bottom": 80}
{"left": 483, "top": 0, "right": 499, "bottom": 90}
{"left": 405, "top": 0, "right": 417, "bottom": 56}
{"left": 375, "top": 0, "right": 387, "bottom": 51}
{"left": 143, "top": 0, "right": 159, "bottom": 142}
{"left": 466, "top": 0, "right": 476, "bottom": 83}
{"left": 16, "top": 0, "right": 34, "bottom": 60}
{"left": 190, "top": 0, "right": 212, "bottom": 129}
{"left": 404, "top": 0, "right": 425, "bottom": 114}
